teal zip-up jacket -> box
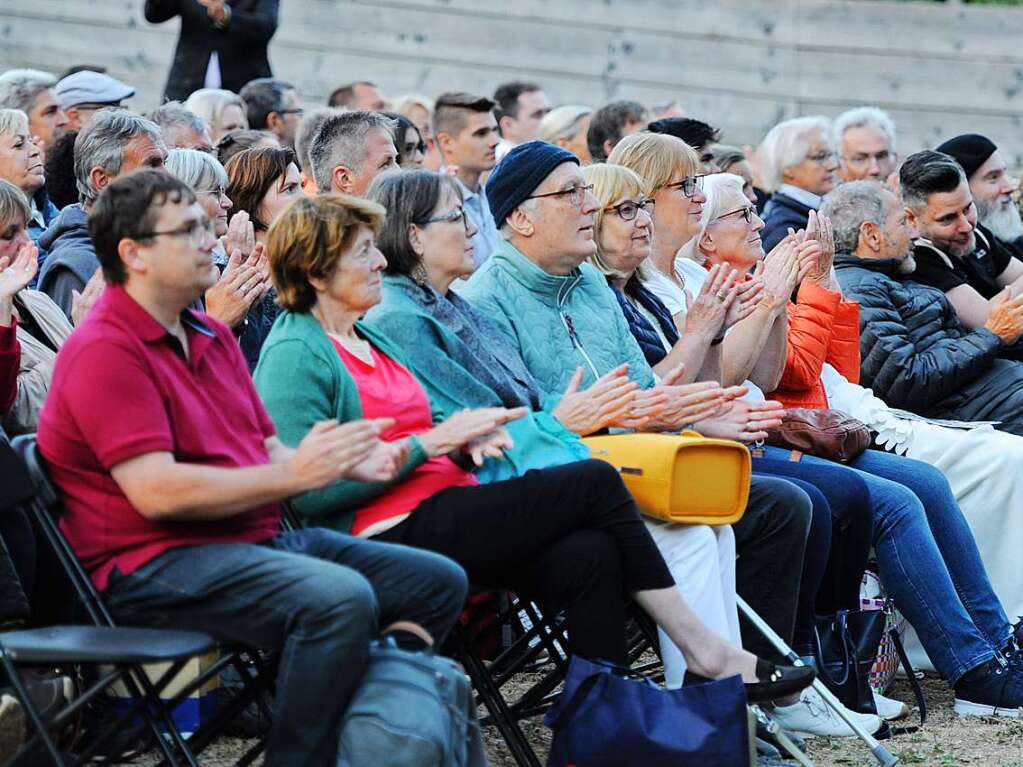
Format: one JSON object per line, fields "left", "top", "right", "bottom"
{"left": 253, "top": 310, "right": 434, "bottom": 533}
{"left": 460, "top": 239, "right": 656, "bottom": 394}
{"left": 364, "top": 274, "right": 589, "bottom": 484}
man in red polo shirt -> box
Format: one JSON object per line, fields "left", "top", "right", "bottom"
{"left": 37, "top": 170, "right": 468, "bottom": 766}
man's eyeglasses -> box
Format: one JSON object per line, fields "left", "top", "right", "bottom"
{"left": 844, "top": 150, "right": 892, "bottom": 167}
{"left": 604, "top": 198, "right": 654, "bottom": 222}
{"left": 806, "top": 150, "right": 836, "bottom": 164}
{"left": 715, "top": 206, "right": 756, "bottom": 225}
{"left": 526, "top": 184, "right": 595, "bottom": 207}
{"left": 663, "top": 174, "right": 706, "bottom": 198}
{"left": 423, "top": 207, "right": 471, "bottom": 231}
{"left": 137, "top": 218, "right": 217, "bottom": 247}
{"left": 278, "top": 108, "right": 304, "bottom": 117}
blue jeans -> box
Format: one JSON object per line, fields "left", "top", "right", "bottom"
{"left": 764, "top": 446, "right": 1010, "bottom": 683}
{"left": 104, "top": 527, "right": 468, "bottom": 767}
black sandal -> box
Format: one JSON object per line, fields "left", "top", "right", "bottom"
{"left": 745, "top": 659, "right": 816, "bottom": 703}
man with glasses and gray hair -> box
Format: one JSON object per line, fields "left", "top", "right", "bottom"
{"left": 147, "top": 102, "right": 214, "bottom": 153}
{"left": 308, "top": 110, "right": 398, "bottom": 198}
{"left": 37, "top": 109, "right": 168, "bottom": 318}
{"left": 0, "top": 69, "right": 68, "bottom": 159}
{"left": 239, "top": 77, "right": 302, "bottom": 149}
{"left": 758, "top": 116, "right": 839, "bottom": 253}
{"left": 833, "top": 107, "right": 898, "bottom": 184}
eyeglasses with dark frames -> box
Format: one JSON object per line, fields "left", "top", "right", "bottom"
{"left": 525, "top": 183, "right": 595, "bottom": 207}
{"left": 604, "top": 198, "right": 654, "bottom": 222}
{"left": 714, "top": 206, "right": 756, "bottom": 225}
{"left": 663, "top": 174, "right": 706, "bottom": 198}
{"left": 422, "top": 206, "right": 471, "bottom": 231}
{"left": 137, "top": 217, "right": 217, "bottom": 247}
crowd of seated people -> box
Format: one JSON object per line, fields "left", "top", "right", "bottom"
{"left": 4, "top": 53, "right": 1023, "bottom": 767}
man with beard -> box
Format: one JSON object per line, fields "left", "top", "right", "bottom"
{"left": 938, "top": 134, "right": 1023, "bottom": 255}
{"left": 901, "top": 149, "right": 1023, "bottom": 334}
{"left": 834, "top": 180, "right": 1023, "bottom": 435}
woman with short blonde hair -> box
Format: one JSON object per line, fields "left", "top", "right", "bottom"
{"left": 184, "top": 88, "right": 249, "bottom": 142}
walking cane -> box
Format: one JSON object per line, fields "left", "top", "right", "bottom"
{"left": 736, "top": 596, "right": 900, "bottom": 767}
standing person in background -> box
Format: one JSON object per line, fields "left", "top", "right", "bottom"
{"left": 433, "top": 92, "right": 501, "bottom": 266}
{"left": 144, "top": 0, "right": 279, "bottom": 103}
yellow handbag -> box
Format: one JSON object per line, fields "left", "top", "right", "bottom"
{"left": 582, "top": 432, "right": 750, "bottom": 525}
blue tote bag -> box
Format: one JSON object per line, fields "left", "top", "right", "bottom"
{"left": 544, "top": 656, "right": 750, "bottom": 767}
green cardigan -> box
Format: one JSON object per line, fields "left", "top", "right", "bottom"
{"left": 253, "top": 310, "right": 434, "bottom": 533}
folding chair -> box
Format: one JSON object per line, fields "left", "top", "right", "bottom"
{"left": 8, "top": 434, "right": 277, "bottom": 767}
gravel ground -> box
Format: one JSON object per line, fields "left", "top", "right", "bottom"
{"left": 137, "top": 674, "right": 1023, "bottom": 766}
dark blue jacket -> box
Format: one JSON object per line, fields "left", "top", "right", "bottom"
{"left": 761, "top": 192, "right": 815, "bottom": 254}
{"left": 36, "top": 204, "right": 96, "bottom": 319}
{"left": 26, "top": 191, "right": 59, "bottom": 289}
{"left": 609, "top": 279, "right": 679, "bottom": 367}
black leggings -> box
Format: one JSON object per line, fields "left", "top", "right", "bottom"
{"left": 375, "top": 459, "right": 674, "bottom": 663}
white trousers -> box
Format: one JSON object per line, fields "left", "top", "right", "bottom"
{"left": 643, "top": 519, "right": 740, "bottom": 688}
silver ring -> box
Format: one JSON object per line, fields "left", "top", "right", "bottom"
{"left": 716, "top": 290, "right": 727, "bottom": 301}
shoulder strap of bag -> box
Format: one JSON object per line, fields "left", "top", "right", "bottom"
{"left": 888, "top": 626, "right": 927, "bottom": 725}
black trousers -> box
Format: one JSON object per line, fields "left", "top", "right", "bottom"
{"left": 732, "top": 475, "right": 813, "bottom": 660}
{"left": 377, "top": 459, "right": 674, "bottom": 664}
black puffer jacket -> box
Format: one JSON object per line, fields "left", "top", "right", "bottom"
{"left": 835, "top": 253, "right": 1023, "bottom": 435}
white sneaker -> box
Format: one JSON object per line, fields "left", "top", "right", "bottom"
{"left": 770, "top": 688, "right": 882, "bottom": 737}
{"left": 873, "top": 690, "right": 909, "bottom": 721}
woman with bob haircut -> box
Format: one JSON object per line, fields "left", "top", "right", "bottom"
{"left": 183, "top": 88, "right": 249, "bottom": 142}
{"left": 365, "top": 168, "right": 751, "bottom": 688}
{"left": 253, "top": 191, "right": 815, "bottom": 700}
{"left": 166, "top": 148, "right": 272, "bottom": 369}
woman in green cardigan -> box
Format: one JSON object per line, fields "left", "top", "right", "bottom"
{"left": 253, "top": 192, "right": 814, "bottom": 700}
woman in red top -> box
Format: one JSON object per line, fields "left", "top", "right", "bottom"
{"left": 255, "top": 193, "right": 815, "bottom": 701}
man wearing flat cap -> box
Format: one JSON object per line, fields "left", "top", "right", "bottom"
{"left": 900, "top": 148, "right": 1023, "bottom": 337}
{"left": 56, "top": 71, "right": 136, "bottom": 132}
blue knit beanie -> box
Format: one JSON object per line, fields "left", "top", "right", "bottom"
{"left": 486, "top": 141, "right": 579, "bottom": 227}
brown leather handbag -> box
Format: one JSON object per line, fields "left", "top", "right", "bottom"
{"left": 765, "top": 408, "right": 871, "bottom": 463}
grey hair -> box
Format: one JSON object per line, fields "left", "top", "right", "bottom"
{"left": 0, "top": 177, "right": 31, "bottom": 227}
{"left": 183, "top": 88, "right": 247, "bottom": 137}
{"left": 757, "top": 115, "right": 831, "bottom": 192}
{"left": 708, "top": 144, "right": 747, "bottom": 171}
{"left": 309, "top": 110, "right": 396, "bottom": 193}
{"left": 539, "top": 105, "right": 592, "bottom": 144}
{"left": 74, "top": 108, "right": 164, "bottom": 204}
{"left": 295, "top": 107, "right": 341, "bottom": 173}
{"left": 0, "top": 109, "right": 30, "bottom": 139}
{"left": 0, "top": 69, "right": 56, "bottom": 114}
{"left": 684, "top": 173, "right": 748, "bottom": 259}
{"left": 831, "top": 107, "right": 896, "bottom": 155}
{"left": 820, "top": 180, "right": 890, "bottom": 254}
{"left": 165, "top": 148, "right": 228, "bottom": 192}
{"left": 147, "top": 102, "right": 208, "bottom": 146}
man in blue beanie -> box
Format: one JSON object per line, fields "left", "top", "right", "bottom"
{"left": 460, "top": 142, "right": 825, "bottom": 716}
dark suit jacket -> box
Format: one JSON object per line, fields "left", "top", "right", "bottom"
{"left": 145, "top": 0, "right": 279, "bottom": 102}
{"left": 760, "top": 191, "right": 815, "bottom": 254}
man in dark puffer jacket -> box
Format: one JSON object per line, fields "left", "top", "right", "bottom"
{"left": 828, "top": 180, "right": 1023, "bottom": 436}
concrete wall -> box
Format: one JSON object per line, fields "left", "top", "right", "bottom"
{"left": 3, "top": 0, "right": 1022, "bottom": 163}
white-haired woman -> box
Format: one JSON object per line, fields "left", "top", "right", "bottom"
{"left": 539, "top": 105, "right": 592, "bottom": 164}
{"left": 164, "top": 148, "right": 272, "bottom": 369}
{"left": 757, "top": 116, "right": 839, "bottom": 253}
{"left": 183, "top": 88, "right": 248, "bottom": 143}
{"left": 0, "top": 109, "right": 59, "bottom": 279}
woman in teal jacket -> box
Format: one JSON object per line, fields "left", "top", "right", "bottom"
{"left": 364, "top": 169, "right": 755, "bottom": 689}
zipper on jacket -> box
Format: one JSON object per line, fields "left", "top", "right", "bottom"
{"left": 561, "top": 312, "right": 601, "bottom": 380}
